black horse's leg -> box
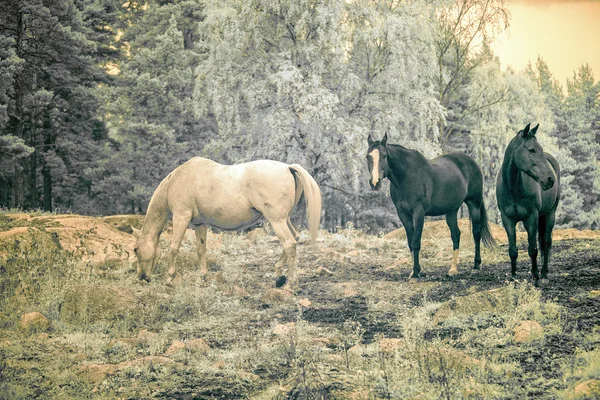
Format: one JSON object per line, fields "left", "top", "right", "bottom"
{"left": 541, "top": 212, "right": 555, "bottom": 280}
{"left": 466, "top": 200, "right": 482, "bottom": 271}
{"left": 524, "top": 213, "right": 540, "bottom": 282}
{"left": 501, "top": 213, "right": 518, "bottom": 278}
{"left": 397, "top": 211, "right": 415, "bottom": 270}
{"left": 410, "top": 206, "right": 426, "bottom": 280}
{"left": 445, "top": 210, "right": 461, "bottom": 276}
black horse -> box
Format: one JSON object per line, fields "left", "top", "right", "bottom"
{"left": 367, "top": 133, "right": 495, "bottom": 280}
{"left": 496, "top": 123, "right": 560, "bottom": 284}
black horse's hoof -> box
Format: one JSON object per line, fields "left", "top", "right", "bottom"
{"left": 275, "top": 275, "right": 287, "bottom": 288}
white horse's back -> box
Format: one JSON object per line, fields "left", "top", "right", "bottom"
{"left": 162, "top": 158, "right": 297, "bottom": 231}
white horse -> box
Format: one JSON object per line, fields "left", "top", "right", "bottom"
{"left": 132, "top": 157, "right": 321, "bottom": 291}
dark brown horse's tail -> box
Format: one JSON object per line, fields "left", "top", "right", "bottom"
{"left": 479, "top": 201, "right": 496, "bottom": 248}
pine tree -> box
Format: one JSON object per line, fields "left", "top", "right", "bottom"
{"left": 0, "top": 0, "right": 108, "bottom": 211}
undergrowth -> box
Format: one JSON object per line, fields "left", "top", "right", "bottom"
{"left": 1, "top": 219, "right": 600, "bottom": 399}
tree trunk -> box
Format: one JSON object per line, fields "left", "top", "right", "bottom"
{"left": 42, "top": 161, "right": 52, "bottom": 212}
{"left": 11, "top": 7, "right": 26, "bottom": 209}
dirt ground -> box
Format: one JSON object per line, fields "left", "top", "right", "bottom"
{"left": 2, "top": 214, "right": 600, "bottom": 399}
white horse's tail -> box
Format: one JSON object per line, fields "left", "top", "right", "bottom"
{"left": 289, "top": 164, "right": 322, "bottom": 245}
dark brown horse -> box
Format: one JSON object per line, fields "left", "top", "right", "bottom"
{"left": 496, "top": 123, "right": 560, "bottom": 284}
{"left": 367, "top": 134, "right": 495, "bottom": 280}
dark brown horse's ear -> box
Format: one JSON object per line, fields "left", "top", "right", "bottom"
{"left": 368, "top": 134, "right": 374, "bottom": 146}
{"left": 530, "top": 124, "right": 539, "bottom": 136}
{"left": 521, "top": 123, "right": 531, "bottom": 136}
{"left": 381, "top": 132, "right": 388, "bottom": 146}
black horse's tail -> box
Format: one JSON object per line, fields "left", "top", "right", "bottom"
{"left": 479, "top": 201, "right": 496, "bottom": 248}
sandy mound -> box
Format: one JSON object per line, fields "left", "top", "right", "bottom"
{"left": 0, "top": 213, "right": 143, "bottom": 263}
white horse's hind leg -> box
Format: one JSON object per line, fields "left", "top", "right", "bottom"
{"left": 167, "top": 212, "right": 192, "bottom": 279}
{"left": 271, "top": 219, "right": 298, "bottom": 291}
{"left": 195, "top": 224, "right": 208, "bottom": 276}
{"left": 287, "top": 217, "right": 300, "bottom": 241}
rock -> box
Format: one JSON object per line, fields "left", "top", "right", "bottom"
{"left": 272, "top": 322, "right": 295, "bottom": 336}
{"left": 186, "top": 338, "right": 211, "bottom": 353}
{"left": 18, "top": 312, "right": 50, "bottom": 333}
{"left": 239, "top": 371, "right": 260, "bottom": 382}
{"left": 298, "top": 298, "right": 312, "bottom": 308}
{"left": 316, "top": 267, "right": 334, "bottom": 276}
{"left": 347, "top": 345, "right": 363, "bottom": 355}
{"left": 262, "top": 288, "right": 293, "bottom": 303}
{"left": 378, "top": 338, "right": 404, "bottom": 353}
{"left": 165, "top": 340, "right": 186, "bottom": 356}
{"left": 514, "top": 320, "right": 543, "bottom": 343}
{"left": 433, "top": 287, "right": 513, "bottom": 326}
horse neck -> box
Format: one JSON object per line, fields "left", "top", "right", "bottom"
{"left": 501, "top": 144, "right": 531, "bottom": 198}
{"left": 387, "top": 144, "right": 427, "bottom": 184}
{"left": 141, "top": 186, "right": 169, "bottom": 241}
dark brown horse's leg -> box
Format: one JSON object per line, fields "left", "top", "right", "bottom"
{"left": 524, "top": 213, "right": 540, "bottom": 282}
{"left": 540, "top": 212, "right": 555, "bottom": 280}
{"left": 445, "top": 210, "right": 461, "bottom": 275}
{"left": 466, "top": 201, "right": 482, "bottom": 271}
{"left": 397, "top": 212, "right": 415, "bottom": 274}
{"left": 501, "top": 214, "right": 518, "bottom": 278}
{"left": 410, "top": 207, "right": 425, "bottom": 280}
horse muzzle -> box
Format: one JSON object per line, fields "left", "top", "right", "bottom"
{"left": 541, "top": 176, "right": 555, "bottom": 190}
{"left": 370, "top": 179, "right": 381, "bottom": 191}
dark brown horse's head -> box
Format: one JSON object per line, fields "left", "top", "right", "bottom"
{"left": 367, "top": 133, "right": 389, "bottom": 190}
{"left": 131, "top": 226, "right": 162, "bottom": 282}
{"left": 513, "top": 123, "right": 556, "bottom": 190}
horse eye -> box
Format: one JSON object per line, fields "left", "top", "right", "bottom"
{"left": 529, "top": 148, "right": 535, "bottom": 153}
{"left": 134, "top": 247, "right": 138, "bottom": 253}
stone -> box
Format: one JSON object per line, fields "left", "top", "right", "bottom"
{"left": 262, "top": 289, "right": 293, "bottom": 303}
{"left": 186, "top": 338, "right": 211, "bottom": 353}
{"left": 18, "top": 312, "right": 50, "bottom": 333}
{"left": 298, "top": 298, "right": 312, "bottom": 308}
{"left": 433, "top": 287, "right": 513, "bottom": 326}
{"left": 316, "top": 267, "right": 334, "bottom": 276}
{"left": 272, "top": 322, "right": 295, "bottom": 336}
{"left": 514, "top": 320, "right": 543, "bottom": 343}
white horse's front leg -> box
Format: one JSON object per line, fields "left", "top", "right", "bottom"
{"left": 167, "top": 212, "right": 192, "bottom": 279}
{"left": 195, "top": 224, "right": 208, "bottom": 276}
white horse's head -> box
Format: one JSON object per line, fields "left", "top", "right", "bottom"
{"left": 131, "top": 226, "right": 161, "bottom": 282}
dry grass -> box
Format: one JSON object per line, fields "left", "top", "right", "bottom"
{"left": 1, "top": 213, "right": 600, "bottom": 398}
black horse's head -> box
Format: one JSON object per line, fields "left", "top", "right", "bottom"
{"left": 366, "top": 133, "right": 389, "bottom": 190}
{"left": 513, "top": 123, "right": 556, "bottom": 190}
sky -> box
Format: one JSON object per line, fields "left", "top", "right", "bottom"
{"left": 492, "top": 0, "right": 600, "bottom": 87}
